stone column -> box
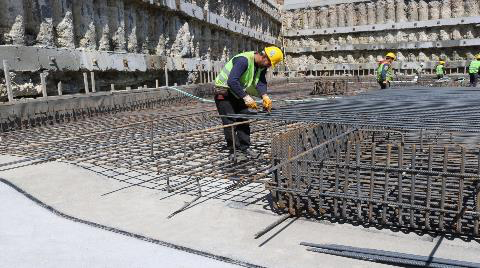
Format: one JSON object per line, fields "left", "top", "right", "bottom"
{"left": 52, "top": 0, "right": 74, "bottom": 48}
{"left": 0, "top": 0, "right": 25, "bottom": 45}
{"left": 376, "top": 1, "right": 385, "bottom": 24}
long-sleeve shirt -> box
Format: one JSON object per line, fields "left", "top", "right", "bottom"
{"left": 227, "top": 56, "right": 267, "bottom": 98}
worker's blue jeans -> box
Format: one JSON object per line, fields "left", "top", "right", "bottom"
{"left": 214, "top": 91, "right": 251, "bottom": 152}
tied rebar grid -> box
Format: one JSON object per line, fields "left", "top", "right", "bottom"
{"left": 231, "top": 88, "right": 480, "bottom": 136}
{"left": 0, "top": 99, "right": 303, "bottom": 208}
{"left": 0, "top": 83, "right": 319, "bottom": 217}
{"left": 267, "top": 123, "right": 480, "bottom": 238}
{"left": 222, "top": 87, "right": 480, "bottom": 238}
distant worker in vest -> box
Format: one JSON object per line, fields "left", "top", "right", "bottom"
{"left": 214, "top": 46, "right": 284, "bottom": 161}
{"left": 377, "top": 52, "right": 396, "bottom": 89}
{"left": 468, "top": 54, "right": 480, "bottom": 87}
{"left": 436, "top": 60, "right": 446, "bottom": 79}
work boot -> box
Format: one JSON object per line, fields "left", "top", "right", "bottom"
{"left": 228, "top": 151, "right": 247, "bottom": 162}
{"left": 240, "top": 148, "right": 260, "bottom": 159}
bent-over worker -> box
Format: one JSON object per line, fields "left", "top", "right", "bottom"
{"left": 214, "top": 46, "right": 284, "bottom": 161}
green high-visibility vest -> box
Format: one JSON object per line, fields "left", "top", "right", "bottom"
{"left": 469, "top": 60, "right": 480, "bottom": 74}
{"left": 215, "top": 51, "right": 265, "bottom": 98}
{"left": 436, "top": 65, "right": 445, "bottom": 75}
{"left": 376, "top": 62, "right": 393, "bottom": 82}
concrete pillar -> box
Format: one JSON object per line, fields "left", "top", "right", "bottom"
{"left": 396, "top": 0, "right": 408, "bottom": 22}
{"left": 465, "top": 0, "right": 479, "bottom": 16}
{"left": 40, "top": 73, "right": 48, "bottom": 98}
{"left": 53, "top": 0, "right": 75, "bottom": 48}
{"left": 109, "top": 0, "right": 126, "bottom": 52}
{"left": 367, "top": 3, "right": 376, "bottom": 25}
{"left": 376, "top": 1, "right": 386, "bottom": 24}
{"left": 73, "top": 0, "right": 97, "bottom": 49}
{"left": 345, "top": 4, "right": 356, "bottom": 26}
{"left": 328, "top": 6, "right": 337, "bottom": 28}
{"left": 407, "top": 1, "right": 419, "bottom": 22}
{"left": 319, "top": 7, "right": 328, "bottom": 29}
{"left": 429, "top": 1, "right": 441, "bottom": 20}
{"left": 418, "top": 0, "right": 429, "bottom": 21}
{"left": 308, "top": 10, "right": 316, "bottom": 29}
{"left": 155, "top": 14, "right": 167, "bottom": 56}
{"left": 441, "top": 0, "right": 452, "bottom": 19}
{"left": 0, "top": 0, "right": 25, "bottom": 45}
{"left": 357, "top": 3, "right": 367, "bottom": 25}
{"left": 2, "top": 60, "right": 14, "bottom": 102}
{"left": 95, "top": 0, "right": 111, "bottom": 51}
{"left": 451, "top": 0, "right": 464, "bottom": 17}
{"left": 126, "top": 3, "right": 138, "bottom": 53}
{"left": 337, "top": 4, "right": 346, "bottom": 27}
{"left": 386, "top": 0, "right": 396, "bottom": 23}
{"left": 302, "top": 10, "right": 309, "bottom": 29}
{"left": 138, "top": 8, "right": 150, "bottom": 54}
{"left": 36, "top": 0, "right": 55, "bottom": 47}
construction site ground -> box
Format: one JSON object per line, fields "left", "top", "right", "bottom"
{"left": 1, "top": 81, "right": 480, "bottom": 267}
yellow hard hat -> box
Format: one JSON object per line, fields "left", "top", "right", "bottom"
{"left": 476, "top": 54, "right": 480, "bottom": 60}
{"left": 264, "top": 46, "right": 284, "bottom": 67}
{"left": 385, "top": 52, "right": 396, "bottom": 60}
{"left": 439, "top": 61, "right": 445, "bottom": 65}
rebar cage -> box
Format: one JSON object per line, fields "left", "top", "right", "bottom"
{"left": 269, "top": 123, "right": 480, "bottom": 238}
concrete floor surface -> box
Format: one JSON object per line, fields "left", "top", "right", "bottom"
{"left": 1, "top": 155, "right": 479, "bottom": 267}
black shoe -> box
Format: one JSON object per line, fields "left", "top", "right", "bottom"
{"left": 240, "top": 148, "right": 260, "bottom": 159}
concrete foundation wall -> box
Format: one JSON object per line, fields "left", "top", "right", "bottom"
{"left": 282, "top": 0, "right": 480, "bottom": 74}
{"left": 0, "top": 0, "right": 281, "bottom": 99}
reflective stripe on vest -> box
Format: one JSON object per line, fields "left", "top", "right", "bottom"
{"left": 469, "top": 60, "right": 480, "bottom": 74}
{"left": 214, "top": 51, "right": 265, "bottom": 98}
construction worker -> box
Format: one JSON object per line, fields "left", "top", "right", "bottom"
{"left": 377, "top": 52, "right": 396, "bottom": 89}
{"left": 468, "top": 54, "right": 480, "bottom": 87}
{"left": 214, "top": 46, "right": 284, "bottom": 161}
{"left": 436, "top": 60, "right": 446, "bottom": 79}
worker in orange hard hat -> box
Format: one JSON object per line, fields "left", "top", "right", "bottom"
{"left": 377, "top": 52, "right": 396, "bottom": 89}
{"left": 214, "top": 46, "right": 284, "bottom": 161}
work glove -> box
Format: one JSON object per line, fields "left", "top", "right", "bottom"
{"left": 262, "top": 95, "right": 272, "bottom": 112}
{"left": 243, "top": 95, "right": 258, "bottom": 110}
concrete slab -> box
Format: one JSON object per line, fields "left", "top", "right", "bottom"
{"left": 0, "top": 180, "right": 238, "bottom": 268}
{"left": 1, "top": 155, "right": 479, "bottom": 267}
